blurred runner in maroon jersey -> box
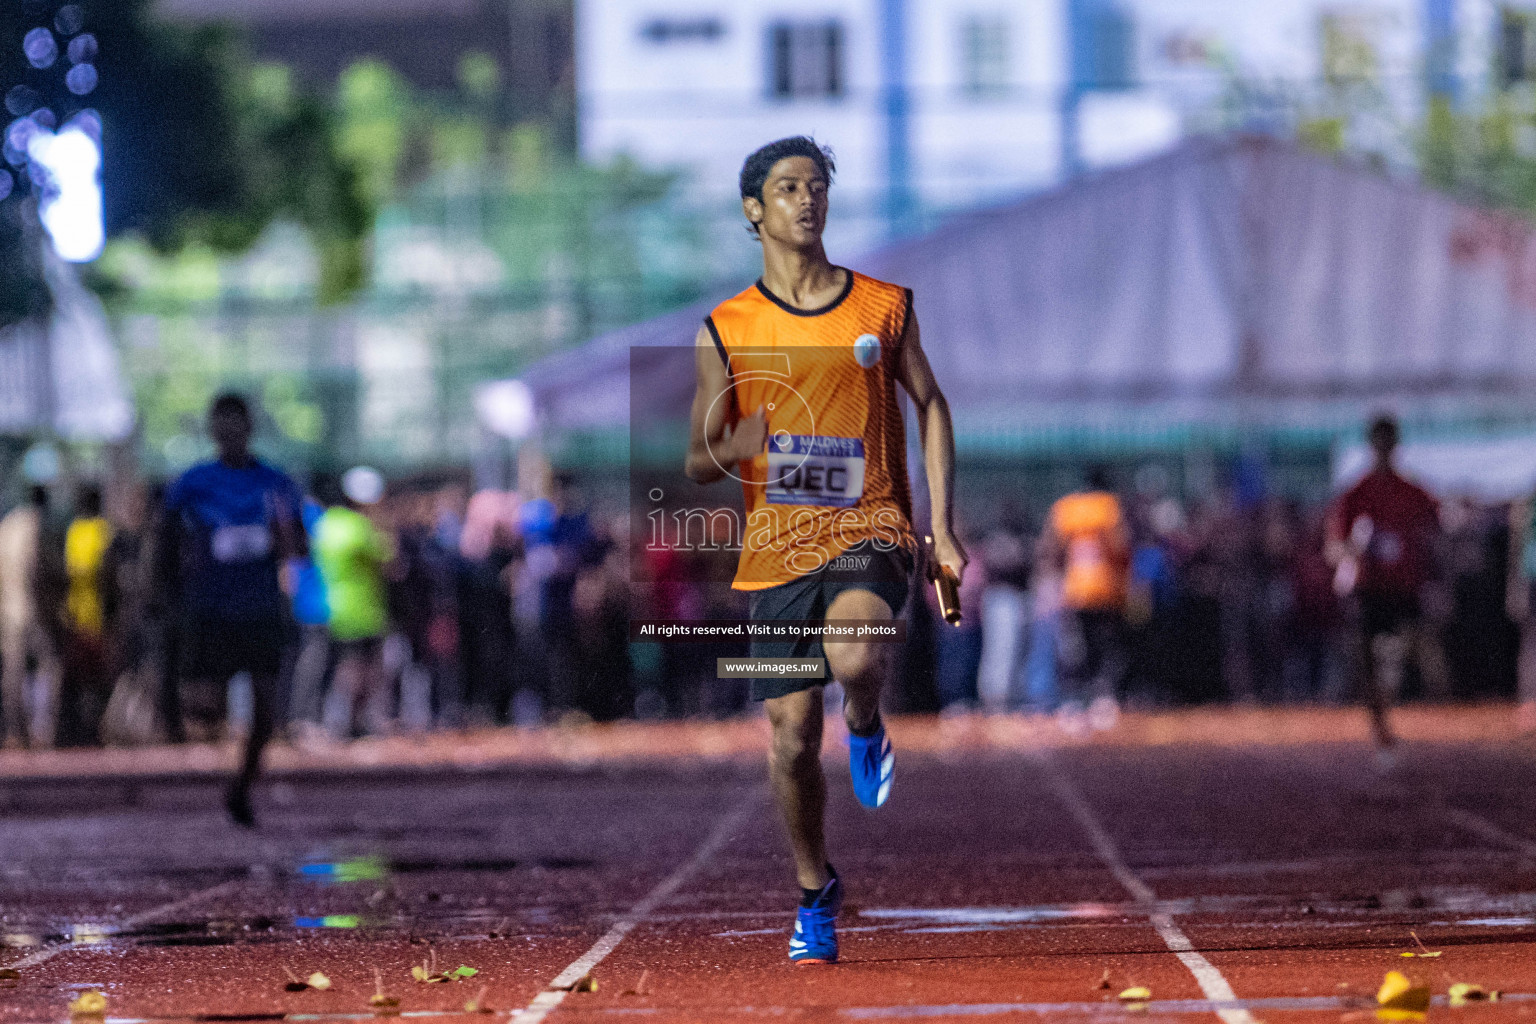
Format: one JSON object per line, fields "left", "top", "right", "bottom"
{"left": 1327, "top": 415, "right": 1442, "bottom": 752}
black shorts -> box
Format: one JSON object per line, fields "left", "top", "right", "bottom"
{"left": 746, "top": 540, "right": 912, "bottom": 701}
{"left": 180, "top": 615, "right": 287, "bottom": 681}
{"left": 1360, "top": 591, "right": 1420, "bottom": 638}
{"left": 1060, "top": 608, "right": 1126, "bottom": 695}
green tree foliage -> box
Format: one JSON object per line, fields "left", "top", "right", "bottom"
{"left": 1417, "top": 93, "right": 1536, "bottom": 218}
{"left": 0, "top": 0, "right": 371, "bottom": 315}
{"left": 336, "top": 60, "right": 412, "bottom": 209}
{"left": 334, "top": 59, "right": 698, "bottom": 308}
{"left": 240, "top": 64, "right": 372, "bottom": 303}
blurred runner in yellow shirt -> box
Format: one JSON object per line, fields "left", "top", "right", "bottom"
{"left": 65, "top": 487, "right": 113, "bottom": 640}
{"left": 314, "top": 467, "right": 394, "bottom": 738}
{"left": 60, "top": 485, "right": 113, "bottom": 745}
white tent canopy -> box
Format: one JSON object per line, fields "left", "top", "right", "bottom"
{"left": 493, "top": 135, "right": 1536, "bottom": 446}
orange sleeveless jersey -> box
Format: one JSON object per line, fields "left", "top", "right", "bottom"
{"left": 705, "top": 270, "right": 917, "bottom": 590}
{"left": 1048, "top": 491, "right": 1129, "bottom": 612}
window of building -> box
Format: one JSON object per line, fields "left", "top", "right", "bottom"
{"left": 1161, "top": 32, "right": 1214, "bottom": 67}
{"left": 639, "top": 17, "right": 726, "bottom": 44}
{"left": 767, "top": 20, "right": 845, "bottom": 99}
{"left": 960, "top": 14, "right": 1011, "bottom": 97}
{"left": 1074, "top": 2, "right": 1134, "bottom": 90}
{"left": 1500, "top": 7, "right": 1536, "bottom": 86}
{"left": 1319, "top": 9, "right": 1381, "bottom": 84}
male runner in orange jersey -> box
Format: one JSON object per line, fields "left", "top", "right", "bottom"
{"left": 684, "top": 137, "right": 965, "bottom": 965}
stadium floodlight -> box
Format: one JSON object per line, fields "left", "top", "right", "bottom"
{"left": 26, "top": 120, "right": 103, "bottom": 262}
{"left": 475, "top": 378, "right": 537, "bottom": 439}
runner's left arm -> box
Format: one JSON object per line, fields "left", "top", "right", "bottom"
{"left": 895, "top": 312, "right": 967, "bottom": 580}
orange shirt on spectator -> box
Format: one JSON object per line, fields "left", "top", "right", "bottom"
{"left": 1049, "top": 492, "right": 1130, "bottom": 612}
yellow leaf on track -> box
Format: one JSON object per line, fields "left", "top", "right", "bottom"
{"left": 1377, "top": 972, "right": 1411, "bottom": 1003}
{"left": 69, "top": 991, "right": 107, "bottom": 1017}
{"left": 1449, "top": 983, "right": 1499, "bottom": 1007}
{"left": 1377, "top": 972, "right": 1430, "bottom": 1012}
{"left": 369, "top": 993, "right": 400, "bottom": 1015}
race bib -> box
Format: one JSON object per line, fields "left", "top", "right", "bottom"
{"left": 211, "top": 523, "right": 272, "bottom": 564}
{"left": 766, "top": 435, "right": 865, "bottom": 508}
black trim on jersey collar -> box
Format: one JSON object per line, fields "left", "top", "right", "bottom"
{"left": 754, "top": 267, "right": 854, "bottom": 317}
{"left": 704, "top": 315, "right": 730, "bottom": 373}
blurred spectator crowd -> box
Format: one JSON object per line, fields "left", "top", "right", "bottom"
{"left": 0, "top": 436, "right": 1533, "bottom": 751}
{"left": 0, "top": 463, "right": 637, "bottom": 750}
{"left": 917, "top": 454, "right": 1536, "bottom": 738}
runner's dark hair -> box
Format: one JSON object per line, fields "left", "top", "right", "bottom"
{"left": 1368, "top": 413, "right": 1399, "bottom": 449}
{"left": 739, "top": 137, "right": 835, "bottom": 238}
{"left": 209, "top": 391, "right": 251, "bottom": 421}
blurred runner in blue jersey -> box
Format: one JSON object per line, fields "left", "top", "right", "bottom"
{"left": 160, "top": 393, "right": 305, "bottom": 827}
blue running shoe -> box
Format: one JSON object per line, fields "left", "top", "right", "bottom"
{"left": 789, "top": 873, "right": 841, "bottom": 964}
{"left": 848, "top": 722, "right": 894, "bottom": 808}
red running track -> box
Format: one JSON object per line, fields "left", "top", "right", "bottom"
{"left": 2, "top": 706, "right": 1535, "bottom": 1024}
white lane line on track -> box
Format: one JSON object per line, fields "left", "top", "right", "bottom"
{"left": 1038, "top": 755, "right": 1258, "bottom": 1024}
{"left": 6, "top": 876, "right": 247, "bottom": 970}
{"left": 840, "top": 991, "right": 1536, "bottom": 1018}
{"left": 1442, "top": 805, "right": 1536, "bottom": 858}
{"left": 511, "top": 797, "right": 757, "bottom": 1024}
{"left": 1240, "top": 745, "right": 1536, "bottom": 861}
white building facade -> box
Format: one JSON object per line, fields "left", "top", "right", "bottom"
{"left": 579, "top": 0, "right": 1511, "bottom": 249}
{"left": 578, "top": 0, "right": 1067, "bottom": 253}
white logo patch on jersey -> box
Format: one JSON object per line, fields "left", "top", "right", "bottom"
{"left": 853, "top": 333, "right": 881, "bottom": 369}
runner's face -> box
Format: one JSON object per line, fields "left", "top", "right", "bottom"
{"left": 749, "top": 157, "right": 828, "bottom": 248}
{"left": 210, "top": 409, "right": 252, "bottom": 459}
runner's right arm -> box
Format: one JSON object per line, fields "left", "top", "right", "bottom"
{"left": 268, "top": 478, "right": 308, "bottom": 561}
{"left": 685, "top": 324, "right": 766, "bottom": 484}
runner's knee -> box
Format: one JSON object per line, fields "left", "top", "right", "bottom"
{"left": 825, "top": 641, "right": 882, "bottom": 687}
{"left": 767, "top": 696, "right": 822, "bottom": 770}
